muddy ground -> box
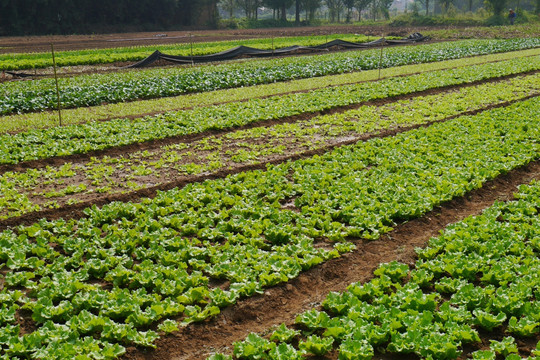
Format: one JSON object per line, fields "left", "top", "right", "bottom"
{"left": 2, "top": 28, "right": 539, "bottom": 359}
{"left": 120, "top": 159, "right": 540, "bottom": 360}
{"left": 0, "top": 25, "right": 429, "bottom": 54}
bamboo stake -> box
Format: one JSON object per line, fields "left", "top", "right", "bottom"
{"left": 190, "top": 33, "right": 194, "bottom": 67}
{"left": 51, "top": 43, "right": 62, "bottom": 126}
{"left": 378, "top": 35, "right": 384, "bottom": 80}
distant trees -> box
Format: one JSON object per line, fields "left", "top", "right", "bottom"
{"left": 325, "top": 0, "right": 346, "bottom": 21}
{"left": 302, "top": 0, "right": 322, "bottom": 20}
{"left": 486, "top": 0, "right": 507, "bottom": 16}
{"left": 0, "top": 0, "right": 218, "bottom": 36}
{"left": 265, "top": 0, "right": 295, "bottom": 20}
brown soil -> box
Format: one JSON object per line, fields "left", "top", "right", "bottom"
{"left": 3, "top": 69, "right": 537, "bottom": 176}
{"left": 2, "top": 31, "right": 539, "bottom": 357}
{"left": 0, "top": 25, "right": 434, "bottom": 54}
{"left": 1, "top": 73, "right": 537, "bottom": 230}
{"left": 8, "top": 53, "right": 536, "bottom": 135}
{"left": 119, "top": 157, "right": 540, "bottom": 360}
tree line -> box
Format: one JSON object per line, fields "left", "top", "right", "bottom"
{"left": 222, "top": 0, "right": 393, "bottom": 22}
{"left": 221, "top": 0, "right": 539, "bottom": 22}
{"left": 0, "top": 0, "right": 538, "bottom": 36}
{"left": 0, "top": 0, "right": 218, "bottom": 36}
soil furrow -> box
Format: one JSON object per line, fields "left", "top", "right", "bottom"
{"left": 1, "top": 92, "right": 537, "bottom": 232}
{"left": 1, "top": 68, "right": 538, "bottom": 176}
{"left": 7, "top": 52, "right": 536, "bottom": 135}
{"left": 120, "top": 149, "right": 540, "bottom": 360}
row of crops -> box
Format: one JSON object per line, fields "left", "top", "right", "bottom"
{"left": 2, "top": 54, "right": 539, "bottom": 164}
{"left": 0, "top": 34, "right": 378, "bottom": 71}
{"left": 1, "top": 96, "right": 539, "bottom": 358}
{"left": 1, "top": 38, "right": 539, "bottom": 115}
{"left": 1, "top": 34, "right": 540, "bottom": 359}
{"left": 1, "top": 71, "right": 539, "bottom": 220}
{"left": 4, "top": 47, "right": 537, "bottom": 134}
{"left": 211, "top": 179, "right": 540, "bottom": 359}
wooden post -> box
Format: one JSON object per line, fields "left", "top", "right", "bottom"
{"left": 378, "top": 35, "right": 384, "bottom": 80}
{"left": 51, "top": 44, "right": 62, "bottom": 126}
{"left": 190, "top": 33, "right": 194, "bottom": 67}
{"left": 272, "top": 36, "right": 275, "bottom": 56}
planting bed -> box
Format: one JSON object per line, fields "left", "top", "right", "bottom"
{"left": 0, "top": 33, "right": 539, "bottom": 360}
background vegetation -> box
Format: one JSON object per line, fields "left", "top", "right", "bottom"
{"left": 0, "top": 0, "right": 538, "bottom": 36}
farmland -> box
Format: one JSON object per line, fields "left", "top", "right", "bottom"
{"left": 0, "top": 28, "right": 539, "bottom": 360}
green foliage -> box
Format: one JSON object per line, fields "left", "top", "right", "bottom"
{"left": 390, "top": 13, "right": 483, "bottom": 26}
{"left": 2, "top": 53, "right": 540, "bottom": 166}
{"left": 269, "top": 324, "right": 299, "bottom": 343}
{"left": 212, "top": 175, "right": 540, "bottom": 360}
{"left": 472, "top": 309, "right": 506, "bottom": 330}
{"left": 2, "top": 38, "right": 539, "bottom": 115}
{"left": 298, "top": 335, "right": 334, "bottom": 356}
{"left": 489, "top": 337, "right": 519, "bottom": 356}
{"left": 374, "top": 261, "right": 409, "bottom": 283}
{"left": 233, "top": 333, "right": 275, "bottom": 359}
{"left": 3, "top": 75, "right": 540, "bottom": 359}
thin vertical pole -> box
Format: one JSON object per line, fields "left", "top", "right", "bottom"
{"left": 272, "top": 36, "right": 274, "bottom": 56}
{"left": 51, "top": 43, "right": 62, "bottom": 126}
{"left": 378, "top": 35, "right": 384, "bottom": 80}
{"left": 190, "top": 33, "right": 194, "bottom": 67}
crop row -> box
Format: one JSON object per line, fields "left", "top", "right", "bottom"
{"left": 1, "top": 72, "right": 539, "bottom": 220}
{"left": 0, "top": 33, "right": 375, "bottom": 71}
{"left": 2, "top": 55, "right": 539, "bottom": 166}
{"left": 4, "top": 47, "right": 538, "bottom": 134}
{"left": 0, "top": 97, "right": 539, "bottom": 358}
{"left": 1, "top": 38, "right": 539, "bottom": 115}
{"left": 213, "top": 179, "right": 540, "bottom": 360}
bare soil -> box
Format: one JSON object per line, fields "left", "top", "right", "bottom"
{"left": 2, "top": 29, "right": 539, "bottom": 358}
{"left": 0, "top": 25, "right": 430, "bottom": 54}
{"left": 119, "top": 158, "right": 540, "bottom": 360}
{"left": 1, "top": 72, "right": 537, "bottom": 230}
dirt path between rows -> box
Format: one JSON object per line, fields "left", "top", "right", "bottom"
{"left": 119, "top": 153, "right": 540, "bottom": 360}
{"left": 1, "top": 79, "right": 537, "bottom": 231}
{"left": 3, "top": 69, "right": 538, "bottom": 177}
{"left": 9, "top": 53, "right": 536, "bottom": 136}
{"left": 0, "top": 26, "right": 438, "bottom": 54}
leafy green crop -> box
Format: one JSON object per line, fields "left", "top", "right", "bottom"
{"left": 1, "top": 38, "right": 538, "bottom": 115}
{"left": 2, "top": 71, "right": 539, "bottom": 221}
{"left": 1, "top": 55, "right": 539, "bottom": 165}
{"left": 2, "top": 97, "right": 540, "bottom": 358}
{"left": 4, "top": 47, "right": 537, "bottom": 134}
{"left": 209, "top": 176, "right": 540, "bottom": 359}
{"left": 0, "top": 33, "right": 375, "bottom": 71}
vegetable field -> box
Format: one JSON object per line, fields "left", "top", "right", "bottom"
{"left": 0, "top": 31, "right": 539, "bottom": 360}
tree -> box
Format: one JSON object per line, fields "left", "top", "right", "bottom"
{"left": 416, "top": 0, "right": 431, "bottom": 14}
{"left": 220, "top": 0, "right": 236, "bottom": 18}
{"left": 370, "top": 0, "right": 393, "bottom": 19}
{"left": 344, "top": 0, "right": 355, "bottom": 21}
{"left": 486, "top": 0, "right": 506, "bottom": 16}
{"left": 326, "top": 0, "right": 345, "bottom": 21}
{"left": 238, "top": 0, "right": 259, "bottom": 19}
{"left": 265, "top": 0, "right": 293, "bottom": 20}
{"left": 439, "top": 0, "right": 454, "bottom": 13}
{"left": 354, "top": 0, "right": 372, "bottom": 19}
{"left": 302, "top": 0, "right": 321, "bottom": 20}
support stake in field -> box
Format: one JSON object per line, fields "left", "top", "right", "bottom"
{"left": 378, "top": 35, "right": 385, "bottom": 80}
{"left": 51, "top": 43, "right": 62, "bottom": 126}
{"left": 190, "top": 33, "right": 194, "bottom": 67}
{"left": 272, "top": 36, "right": 275, "bottom": 57}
